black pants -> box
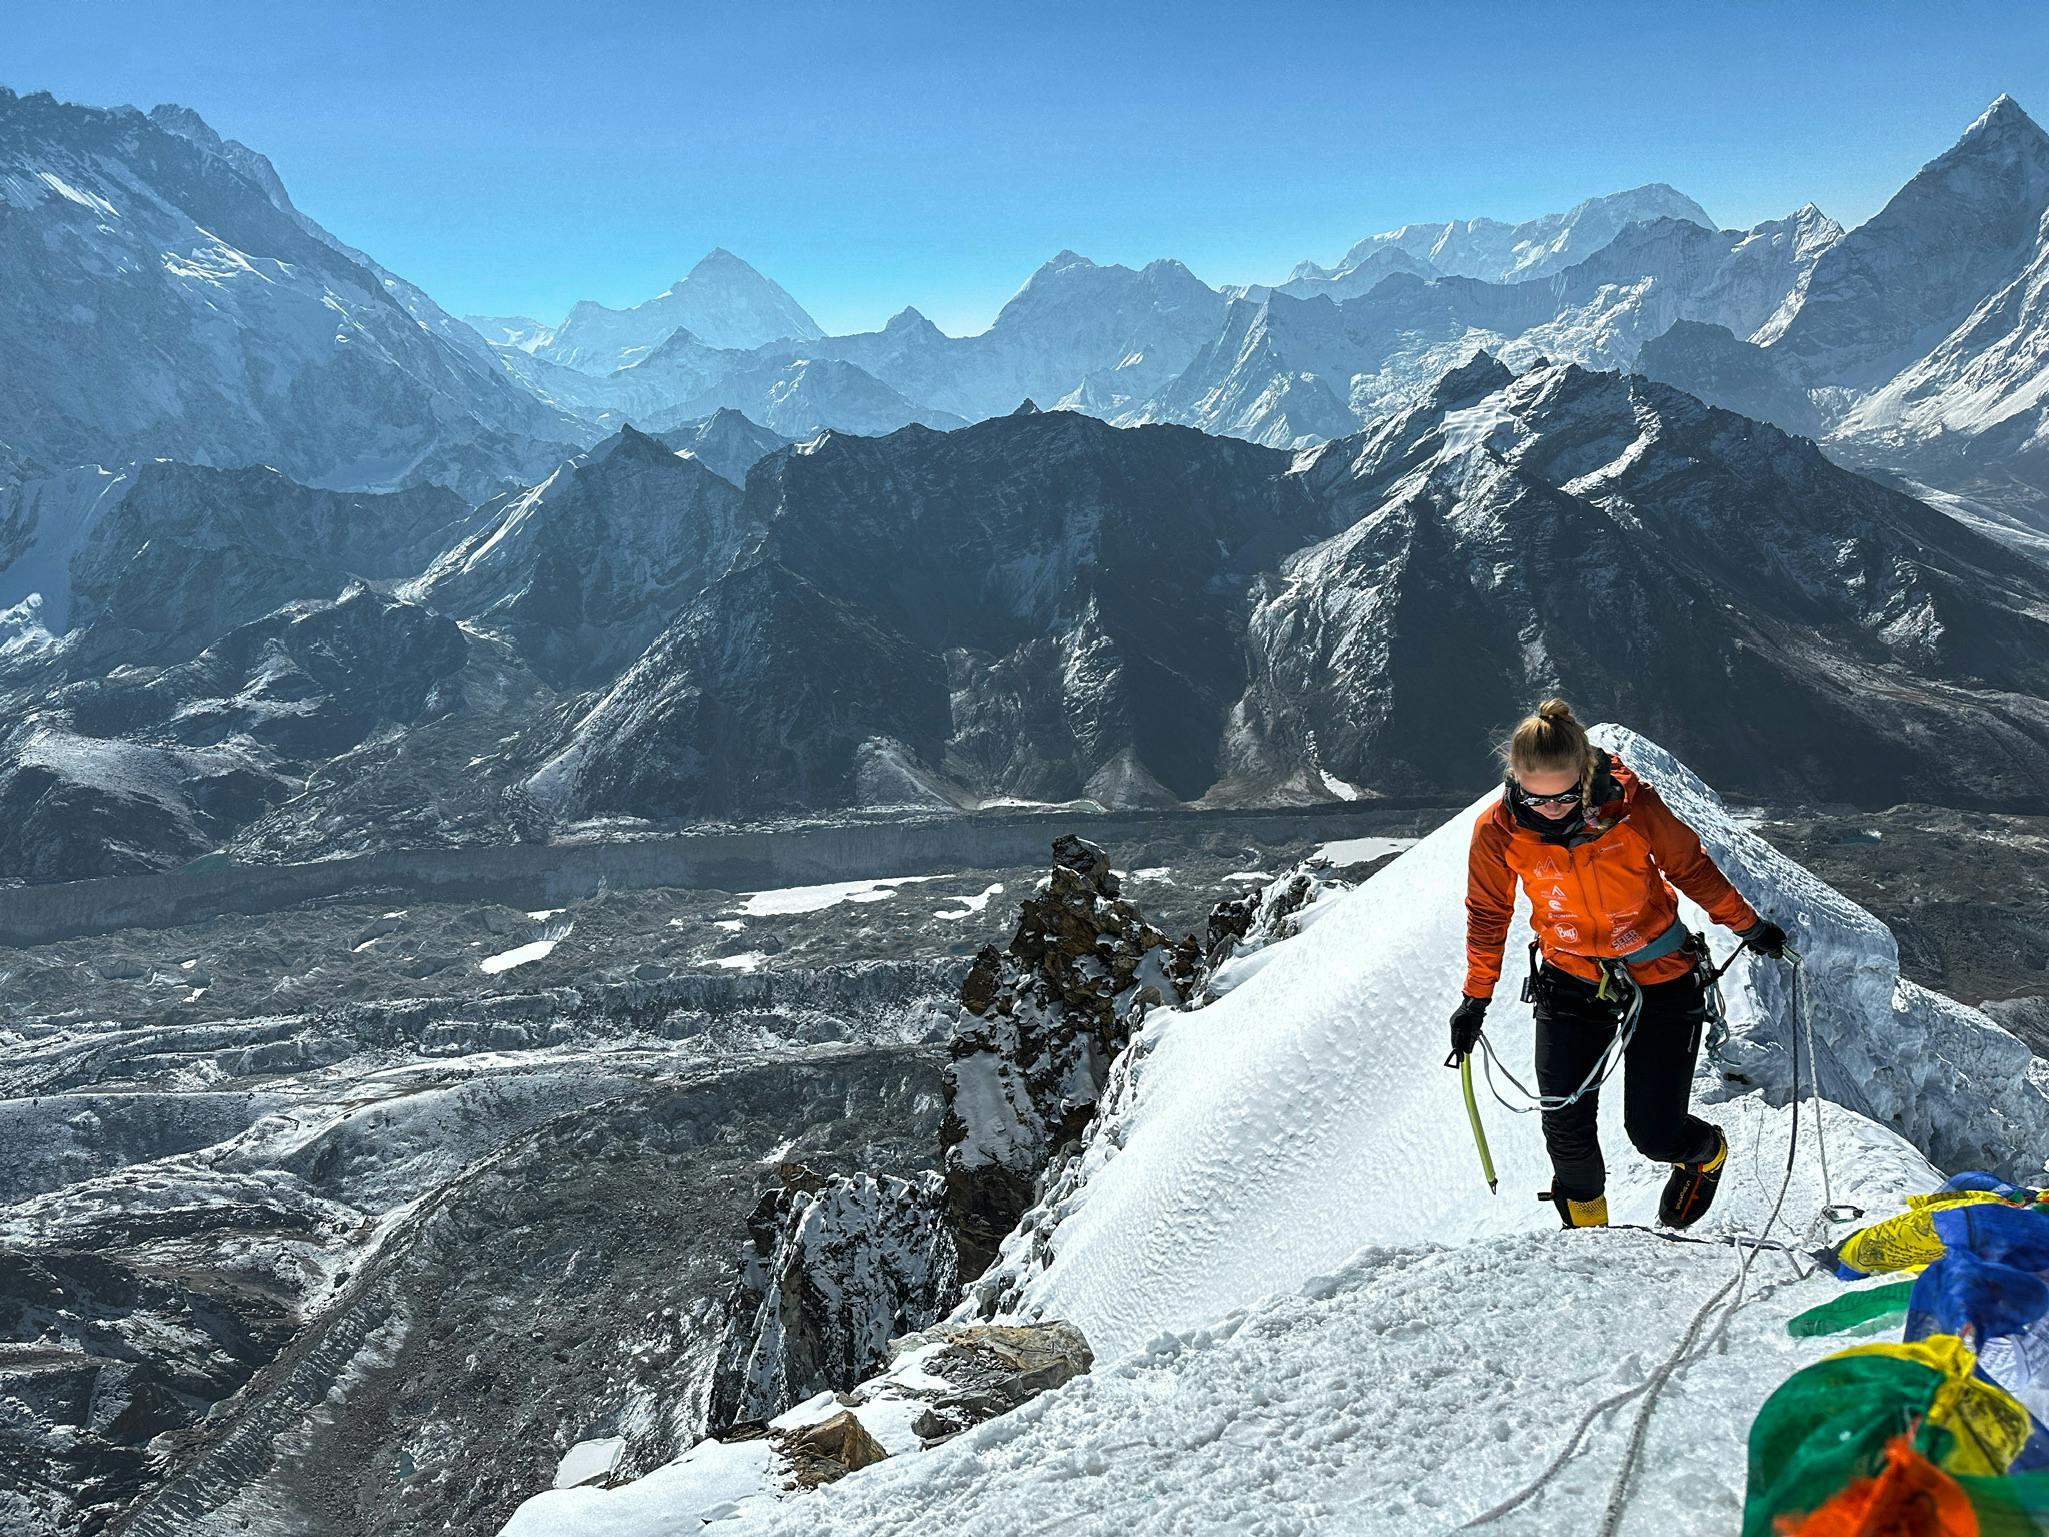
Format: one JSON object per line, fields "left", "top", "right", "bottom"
{"left": 1534, "top": 963, "right": 1722, "bottom": 1202}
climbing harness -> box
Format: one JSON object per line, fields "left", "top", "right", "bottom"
{"left": 1471, "top": 949, "right": 1646, "bottom": 1118}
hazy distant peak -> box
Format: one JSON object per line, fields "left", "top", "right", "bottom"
{"left": 146, "top": 101, "right": 223, "bottom": 150}
{"left": 884, "top": 305, "right": 945, "bottom": 337}
{"left": 1040, "top": 249, "right": 1097, "bottom": 274}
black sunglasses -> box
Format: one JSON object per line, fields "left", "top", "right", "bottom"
{"left": 1515, "top": 779, "right": 1583, "bottom": 809}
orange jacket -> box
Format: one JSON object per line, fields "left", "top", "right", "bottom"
{"left": 1464, "top": 752, "right": 1760, "bottom": 998}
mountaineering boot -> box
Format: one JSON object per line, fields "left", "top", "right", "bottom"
{"left": 1543, "top": 1191, "right": 1609, "bottom": 1228}
{"left": 1658, "top": 1127, "right": 1728, "bottom": 1229}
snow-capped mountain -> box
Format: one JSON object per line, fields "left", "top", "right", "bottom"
{"left": 522, "top": 408, "right": 1321, "bottom": 821}
{"left": 968, "top": 252, "right": 1230, "bottom": 417}
{"left": 1330, "top": 182, "right": 1717, "bottom": 285}
{"left": 765, "top": 253, "right": 1233, "bottom": 425}
{"left": 466, "top": 314, "right": 556, "bottom": 349}
{"left": 491, "top": 249, "right": 826, "bottom": 373}
{"left": 602, "top": 326, "right": 752, "bottom": 414}
{"left": 474, "top": 321, "right": 968, "bottom": 445}
{"left": 495, "top": 726, "right": 2049, "bottom": 1536}
{"left": 1773, "top": 96, "right": 2049, "bottom": 389}
{"left": 401, "top": 426, "right": 755, "bottom": 688}
{"left": 647, "top": 356, "right": 969, "bottom": 439}
{"left": 1140, "top": 290, "right": 1369, "bottom": 446}
{"left": 655, "top": 408, "right": 793, "bottom": 488}
{"left": 1830, "top": 215, "right": 2049, "bottom": 512}
{"left": 1233, "top": 355, "right": 2049, "bottom": 805}
{"left": 461, "top": 190, "right": 1836, "bottom": 468}
{"left": 1217, "top": 96, "right": 2049, "bottom": 541}
{"left": 1640, "top": 97, "right": 2049, "bottom": 534}
{"left": 1134, "top": 208, "right": 1842, "bottom": 446}
{"left": 0, "top": 88, "right": 586, "bottom": 499}
{"left": 1266, "top": 242, "right": 1436, "bottom": 303}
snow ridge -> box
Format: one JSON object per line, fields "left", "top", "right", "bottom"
{"left": 497, "top": 729, "right": 2047, "bottom": 1537}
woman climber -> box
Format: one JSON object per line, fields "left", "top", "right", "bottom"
{"left": 1448, "top": 699, "right": 1788, "bottom": 1230}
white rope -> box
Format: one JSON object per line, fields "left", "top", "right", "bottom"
{"left": 1463, "top": 949, "right": 1811, "bottom": 1536}
{"left": 1474, "top": 969, "right": 1644, "bottom": 1115}
{"left": 1792, "top": 962, "right": 1857, "bottom": 1244}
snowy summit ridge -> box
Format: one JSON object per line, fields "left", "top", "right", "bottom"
{"left": 499, "top": 725, "right": 2049, "bottom": 1536}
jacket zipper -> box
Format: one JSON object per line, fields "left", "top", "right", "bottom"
{"left": 1566, "top": 842, "right": 1609, "bottom": 958}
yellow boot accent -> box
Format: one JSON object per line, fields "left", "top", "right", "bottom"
{"left": 1678, "top": 1132, "right": 1728, "bottom": 1176}
{"left": 1560, "top": 1194, "right": 1608, "bottom": 1227}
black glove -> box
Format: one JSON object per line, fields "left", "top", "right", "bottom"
{"left": 1740, "top": 919, "right": 1790, "bottom": 960}
{"left": 1447, "top": 995, "right": 1489, "bottom": 1065}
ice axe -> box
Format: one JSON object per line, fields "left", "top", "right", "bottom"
{"left": 1456, "top": 1047, "right": 1498, "bottom": 1194}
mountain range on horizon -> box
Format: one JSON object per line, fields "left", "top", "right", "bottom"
{"left": 9, "top": 83, "right": 2049, "bottom": 544}
{"left": 464, "top": 181, "right": 1725, "bottom": 358}
{"left": 10, "top": 351, "right": 2049, "bottom": 884}
{"left": 11, "top": 82, "right": 2049, "bottom": 882}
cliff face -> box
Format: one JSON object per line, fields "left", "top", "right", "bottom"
{"left": 705, "top": 1164, "right": 957, "bottom": 1435}
{"left": 940, "top": 834, "right": 1199, "bottom": 1281}
{"left": 695, "top": 833, "right": 1201, "bottom": 1439}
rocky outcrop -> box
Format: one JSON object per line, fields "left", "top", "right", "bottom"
{"left": 949, "top": 854, "right": 1362, "bottom": 1324}
{"left": 942, "top": 834, "right": 1199, "bottom": 1281}
{"left": 705, "top": 1162, "right": 957, "bottom": 1434}
{"left": 501, "top": 1318, "right": 1093, "bottom": 1531}
{"left": 894, "top": 1319, "right": 1093, "bottom": 1446}
{"left": 1196, "top": 856, "right": 1357, "bottom": 1000}
{"left": 697, "top": 834, "right": 1183, "bottom": 1451}
{"left": 763, "top": 1409, "right": 889, "bottom": 1487}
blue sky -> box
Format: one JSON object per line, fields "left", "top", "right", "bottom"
{"left": 11, "top": 2, "right": 2047, "bottom": 336}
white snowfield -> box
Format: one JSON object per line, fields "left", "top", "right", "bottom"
{"left": 736, "top": 874, "right": 956, "bottom": 917}
{"left": 499, "top": 726, "right": 2049, "bottom": 1537}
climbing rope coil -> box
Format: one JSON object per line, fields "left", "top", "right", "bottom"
{"left": 1472, "top": 964, "right": 1646, "bottom": 1117}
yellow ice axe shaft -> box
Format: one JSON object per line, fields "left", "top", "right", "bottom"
{"left": 1460, "top": 1052, "right": 1497, "bottom": 1194}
